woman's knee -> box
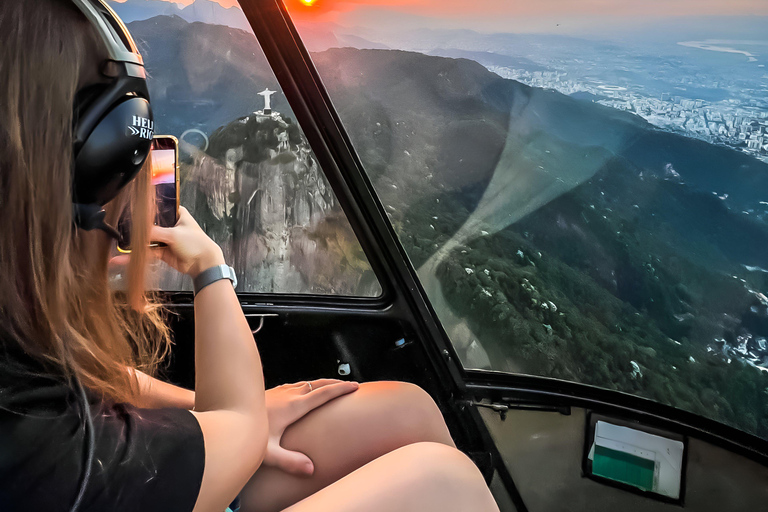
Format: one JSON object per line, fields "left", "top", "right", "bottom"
{"left": 400, "top": 441, "right": 476, "bottom": 476}
{"left": 364, "top": 381, "right": 454, "bottom": 446}
{"left": 393, "top": 442, "right": 496, "bottom": 508}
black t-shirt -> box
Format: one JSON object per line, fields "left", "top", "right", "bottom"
{"left": 0, "top": 346, "right": 205, "bottom": 512}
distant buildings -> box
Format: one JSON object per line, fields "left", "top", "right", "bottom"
{"left": 489, "top": 65, "right": 768, "bottom": 163}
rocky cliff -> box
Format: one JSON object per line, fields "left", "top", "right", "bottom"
{"left": 178, "top": 112, "right": 379, "bottom": 296}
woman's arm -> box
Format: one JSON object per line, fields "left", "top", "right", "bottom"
{"left": 150, "top": 207, "right": 269, "bottom": 512}
{"left": 130, "top": 369, "right": 196, "bottom": 410}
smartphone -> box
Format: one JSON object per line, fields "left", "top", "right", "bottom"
{"left": 117, "top": 135, "right": 180, "bottom": 253}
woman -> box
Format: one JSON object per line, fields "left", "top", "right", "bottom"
{"left": 0, "top": 1, "right": 501, "bottom": 511}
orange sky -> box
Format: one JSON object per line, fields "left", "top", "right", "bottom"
{"left": 115, "top": 0, "right": 768, "bottom": 18}
{"left": 150, "top": 150, "right": 175, "bottom": 185}
{"left": 112, "top": 0, "right": 768, "bottom": 33}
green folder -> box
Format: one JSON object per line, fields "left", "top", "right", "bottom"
{"left": 592, "top": 444, "right": 655, "bottom": 492}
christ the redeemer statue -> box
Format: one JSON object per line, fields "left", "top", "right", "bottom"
{"left": 258, "top": 88, "right": 277, "bottom": 114}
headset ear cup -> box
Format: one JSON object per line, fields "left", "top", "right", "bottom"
{"left": 73, "top": 96, "right": 153, "bottom": 206}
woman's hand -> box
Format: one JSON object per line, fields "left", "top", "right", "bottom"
{"left": 263, "top": 379, "right": 359, "bottom": 476}
{"left": 149, "top": 206, "right": 225, "bottom": 278}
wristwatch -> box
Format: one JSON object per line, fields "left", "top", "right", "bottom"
{"left": 193, "top": 264, "right": 237, "bottom": 296}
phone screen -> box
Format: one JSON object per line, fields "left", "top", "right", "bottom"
{"left": 152, "top": 144, "right": 178, "bottom": 229}
{"left": 117, "top": 136, "right": 179, "bottom": 252}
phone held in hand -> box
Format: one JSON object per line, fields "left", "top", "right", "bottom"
{"left": 117, "top": 135, "right": 180, "bottom": 253}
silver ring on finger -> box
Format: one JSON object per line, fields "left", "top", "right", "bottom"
{"left": 307, "top": 382, "right": 313, "bottom": 392}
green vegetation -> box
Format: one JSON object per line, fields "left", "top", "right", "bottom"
{"left": 207, "top": 116, "right": 302, "bottom": 165}
{"left": 440, "top": 229, "right": 768, "bottom": 436}
{"left": 381, "top": 118, "right": 768, "bottom": 439}
{"left": 396, "top": 178, "right": 768, "bottom": 439}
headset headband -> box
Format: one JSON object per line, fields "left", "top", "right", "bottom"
{"left": 71, "top": 0, "right": 144, "bottom": 68}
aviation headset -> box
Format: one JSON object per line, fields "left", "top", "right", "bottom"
{"left": 71, "top": 0, "right": 154, "bottom": 237}
{"left": 67, "top": 2, "right": 152, "bottom": 510}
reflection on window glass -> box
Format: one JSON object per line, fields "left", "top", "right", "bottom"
{"left": 292, "top": 2, "right": 768, "bottom": 437}
{"left": 108, "top": 1, "right": 380, "bottom": 296}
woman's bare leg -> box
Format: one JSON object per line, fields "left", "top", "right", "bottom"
{"left": 283, "top": 442, "right": 499, "bottom": 512}
{"left": 239, "top": 381, "right": 459, "bottom": 512}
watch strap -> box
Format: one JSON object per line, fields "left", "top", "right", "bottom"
{"left": 193, "top": 264, "right": 237, "bottom": 296}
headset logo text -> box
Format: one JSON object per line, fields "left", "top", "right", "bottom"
{"left": 127, "top": 116, "right": 154, "bottom": 140}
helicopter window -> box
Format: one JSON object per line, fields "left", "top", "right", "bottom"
{"left": 290, "top": 1, "right": 768, "bottom": 440}
{"left": 108, "top": 1, "right": 381, "bottom": 297}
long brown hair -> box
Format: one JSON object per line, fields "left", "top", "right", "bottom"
{"left": 0, "top": 0, "right": 171, "bottom": 402}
